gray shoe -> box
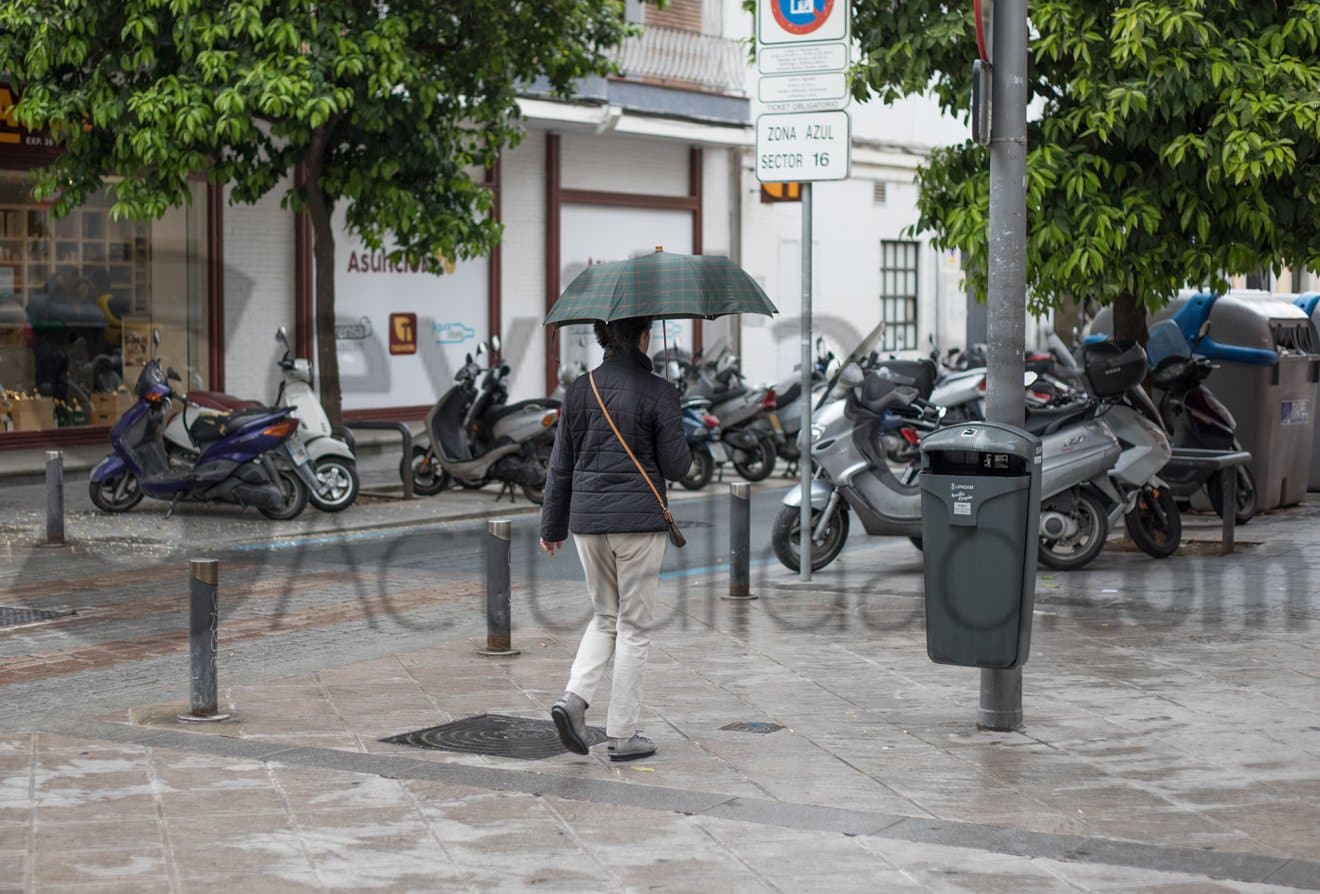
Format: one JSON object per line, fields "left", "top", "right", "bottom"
{"left": 551, "top": 692, "right": 589, "bottom": 755}
{"left": 607, "top": 733, "right": 656, "bottom": 762}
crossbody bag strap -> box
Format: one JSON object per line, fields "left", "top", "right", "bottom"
{"left": 587, "top": 371, "right": 674, "bottom": 524}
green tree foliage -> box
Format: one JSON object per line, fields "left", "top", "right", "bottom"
{"left": 0, "top": 0, "right": 630, "bottom": 421}
{"left": 853, "top": 0, "right": 1320, "bottom": 340}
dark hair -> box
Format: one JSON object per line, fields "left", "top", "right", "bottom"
{"left": 593, "top": 317, "right": 652, "bottom": 358}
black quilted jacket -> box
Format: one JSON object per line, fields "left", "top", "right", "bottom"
{"left": 540, "top": 348, "right": 691, "bottom": 541}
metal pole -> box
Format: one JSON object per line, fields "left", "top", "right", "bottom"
{"left": 179, "top": 559, "right": 229, "bottom": 722}
{"left": 479, "top": 520, "right": 520, "bottom": 656}
{"left": 980, "top": 0, "right": 1029, "bottom": 732}
{"left": 725, "top": 482, "right": 756, "bottom": 600}
{"left": 44, "top": 450, "right": 64, "bottom": 547}
{"left": 799, "top": 182, "right": 814, "bottom": 582}
{"left": 1220, "top": 467, "right": 1236, "bottom": 556}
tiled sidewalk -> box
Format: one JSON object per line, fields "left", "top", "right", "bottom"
{"left": 2, "top": 497, "right": 1317, "bottom": 891}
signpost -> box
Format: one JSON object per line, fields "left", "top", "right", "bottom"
{"left": 755, "top": 0, "right": 851, "bottom": 582}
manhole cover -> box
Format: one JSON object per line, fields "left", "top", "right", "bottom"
{"left": 383, "top": 713, "right": 608, "bottom": 760}
{"left": 719, "top": 721, "right": 784, "bottom": 734}
{"left": 0, "top": 606, "right": 74, "bottom": 629}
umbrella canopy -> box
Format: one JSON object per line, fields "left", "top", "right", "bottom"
{"left": 545, "top": 249, "right": 777, "bottom": 327}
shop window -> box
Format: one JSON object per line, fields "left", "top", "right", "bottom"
{"left": 879, "top": 239, "right": 918, "bottom": 352}
{"left": 0, "top": 172, "right": 208, "bottom": 433}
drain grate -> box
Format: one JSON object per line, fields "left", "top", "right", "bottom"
{"left": 383, "top": 713, "right": 608, "bottom": 760}
{"left": 0, "top": 606, "right": 74, "bottom": 629}
{"left": 720, "top": 721, "right": 784, "bottom": 734}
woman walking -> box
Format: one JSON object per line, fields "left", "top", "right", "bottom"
{"left": 539, "top": 316, "right": 691, "bottom": 761}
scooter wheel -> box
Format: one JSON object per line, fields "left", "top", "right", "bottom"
{"left": 1038, "top": 490, "right": 1108, "bottom": 571}
{"left": 89, "top": 472, "right": 143, "bottom": 513}
{"left": 1206, "top": 463, "right": 1257, "bottom": 526}
{"left": 259, "top": 468, "right": 310, "bottom": 520}
{"left": 732, "top": 436, "right": 776, "bottom": 483}
{"left": 308, "top": 457, "right": 359, "bottom": 512}
{"left": 771, "top": 503, "right": 849, "bottom": 573}
{"left": 403, "top": 446, "right": 450, "bottom": 497}
{"left": 679, "top": 446, "right": 714, "bottom": 490}
{"left": 1124, "top": 485, "right": 1182, "bottom": 559}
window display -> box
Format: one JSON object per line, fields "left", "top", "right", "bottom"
{"left": 0, "top": 172, "right": 208, "bottom": 432}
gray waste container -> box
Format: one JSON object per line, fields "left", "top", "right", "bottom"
{"left": 1294, "top": 293, "right": 1320, "bottom": 491}
{"left": 1091, "top": 290, "right": 1320, "bottom": 509}
{"left": 920, "top": 422, "right": 1042, "bottom": 670}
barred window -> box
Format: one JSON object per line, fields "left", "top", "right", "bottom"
{"left": 879, "top": 240, "right": 919, "bottom": 352}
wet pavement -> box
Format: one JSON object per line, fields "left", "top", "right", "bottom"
{"left": 1, "top": 468, "right": 1317, "bottom": 891}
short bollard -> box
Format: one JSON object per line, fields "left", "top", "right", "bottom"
{"left": 479, "top": 520, "right": 520, "bottom": 657}
{"left": 178, "top": 559, "right": 230, "bottom": 722}
{"left": 724, "top": 482, "right": 757, "bottom": 601}
{"left": 43, "top": 450, "right": 64, "bottom": 548}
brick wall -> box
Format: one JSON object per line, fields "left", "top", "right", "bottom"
{"left": 645, "top": 0, "right": 704, "bottom": 32}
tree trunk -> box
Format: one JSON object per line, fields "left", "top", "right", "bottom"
{"left": 1112, "top": 291, "right": 1149, "bottom": 346}
{"left": 304, "top": 129, "right": 342, "bottom": 430}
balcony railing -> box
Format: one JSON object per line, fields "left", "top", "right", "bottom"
{"left": 615, "top": 26, "right": 748, "bottom": 97}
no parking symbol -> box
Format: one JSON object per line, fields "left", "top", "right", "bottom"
{"left": 759, "top": 0, "right": 847, "bottom": 45}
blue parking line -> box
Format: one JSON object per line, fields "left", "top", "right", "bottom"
{"left": 660, "top": 555, "right": 779, "bottom": 581}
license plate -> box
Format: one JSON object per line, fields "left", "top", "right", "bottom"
{"left": 288, "top": 439, "right": 310, "bottom": 465}
{"left": 708, "top": 442, "right": 728, "bottom": 463}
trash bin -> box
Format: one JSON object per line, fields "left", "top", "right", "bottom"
{"left": 1293, "top": 292, "right": 1320, "bottom": 491}
{"left": 1091, "top": 290, "right": 1320, "bottom": 509}
{"left": 920, "top": 422, "right": 1042, "bottom": 670}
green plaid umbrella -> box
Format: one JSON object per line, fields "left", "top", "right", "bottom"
{"left": 544, "top": 249, "right": 777, "bottom": 326}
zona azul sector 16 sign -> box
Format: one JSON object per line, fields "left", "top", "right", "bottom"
{"left": 759, "top": 0, "right": 847, "bottom": 45}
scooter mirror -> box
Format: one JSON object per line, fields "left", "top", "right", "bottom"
{"left": 465, "top": 352, "right": 473, "bottom": 364}
{"left": 475, "top": 344, "right": 484, "bottom": 357}
{"left": 491, "top": 335, "right": 501, "bottom": 352}
{"left": 167, "top": 367, "right": 182, "bottom": 382}
{"left": 151, "top": 329, "right": 161, "bottom": 349}
{"left": 276, "top": 326, "right": 289, "bottom": 347}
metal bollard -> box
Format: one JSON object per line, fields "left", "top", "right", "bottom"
{"left": 178, "top": 559, "right": 230, "bottom": 722}
{"left": 724, "top": 482, "right": 757, "bottom": 601}
{"left": 479, "top": 520, "right": 520, "bottom": 657}
{"left": 43, "top": 450, "right": 64, "bottom": 548}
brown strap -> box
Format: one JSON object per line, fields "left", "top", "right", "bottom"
{"left": 588, "top": 371, "right": 674, "bottom": 524}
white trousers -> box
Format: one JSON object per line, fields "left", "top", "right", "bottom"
{"left": 565, "top": 532, "right": 668, "bottom": 739}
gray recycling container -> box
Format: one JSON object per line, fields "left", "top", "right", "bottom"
{"left": 1091, "top": 291, "right": 1320, "bottom": 509}
{"left": 1295, "top": 293, "right": 1320, "bottom": 490}
{"left": 920, "top": 422, "right": 1042, "bottom": 670}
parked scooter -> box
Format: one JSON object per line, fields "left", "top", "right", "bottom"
{"left": 673, "top": 340, "right": 778, "bottom": 481}
{"left": 166, "top": 328, "right": 359, "bottom": 512}
{"left": 1146, "top": 319, "right": 1257, "bottom": 524}
{"left": 408, "top": 339, "right": 557, "bottom": 503}
{"left": 771, "top": 338, "right": 1180, "bottom": 573}
{"left": 675, "top": 397, "right": 724, "bottom": 490}
{"left": 89, "top": 330, "right": 314, "bottom": 519}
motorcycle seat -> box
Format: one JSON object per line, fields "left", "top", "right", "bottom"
{"left": 187, "top": 391, "right": 261, "bottom": 413}
{"left": 1024, "top": 401, "right": 1096, "bottom": 436}
{"left": 190, "top": 407, "right": 278, "bottom": 443}
{"left": 856, "top": 375, "right": 919, "bottom": 415}
{"left": 775, "top": 382, "right": 801, "bottom": 408}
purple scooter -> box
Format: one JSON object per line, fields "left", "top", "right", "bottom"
{"left": 89, "top": 331, "right": 315, "bottom": 519}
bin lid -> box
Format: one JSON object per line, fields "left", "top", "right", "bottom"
{"left": 1295, "top": 292, "right": 1320, "bottom": 320}
{"left": 920, "top": 420, "right": 1042, "bottom": 458}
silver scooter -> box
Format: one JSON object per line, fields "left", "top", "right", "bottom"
{"left": 773, "top": 340, "right": 1180, "bottom": 572}
{"left": 410, "top": 340, "right": 558, "bottom": 503}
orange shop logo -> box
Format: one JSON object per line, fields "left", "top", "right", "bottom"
{"left": 389, "top": 313, "right": 418, "bottom": 355}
